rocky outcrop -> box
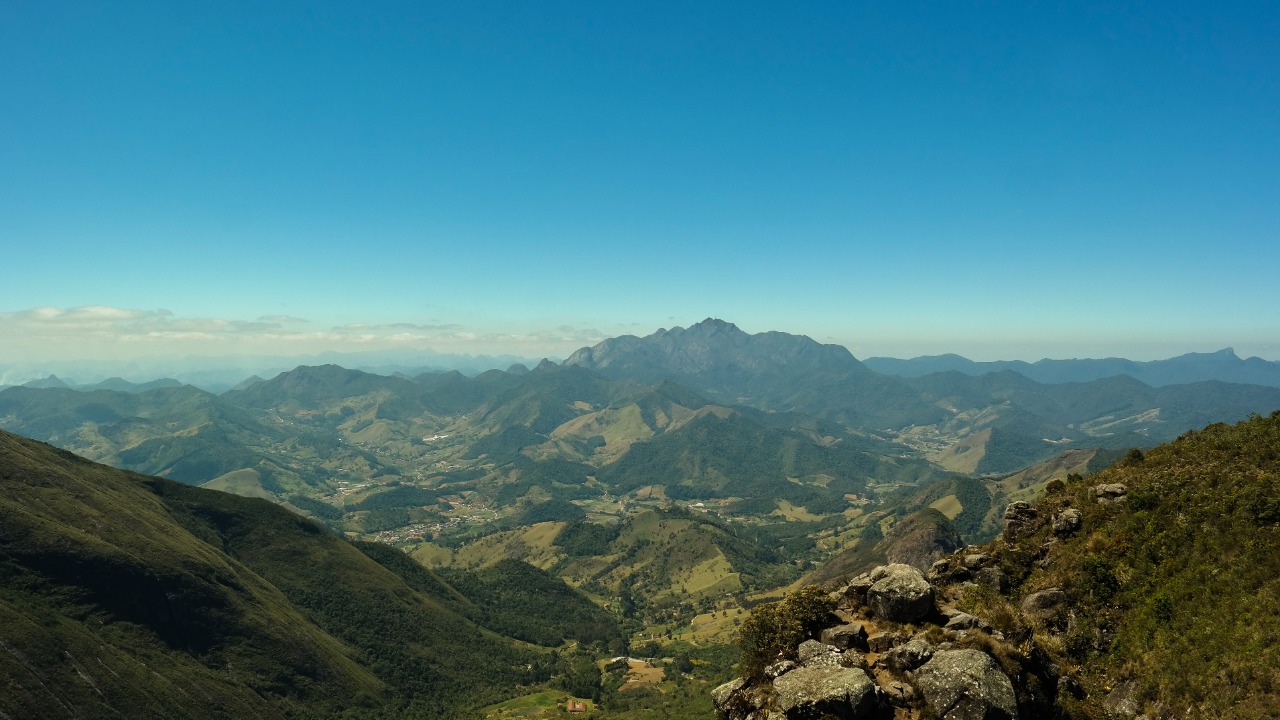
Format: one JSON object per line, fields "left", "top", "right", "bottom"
{"left": 715, "top": 562, "right": 1063, "bottom": 720}
{"left": 914, "top": 649, "right": 1019, "bottom": 720}
{"left": 866, "top": 564, "right": 935, "bottom": 623}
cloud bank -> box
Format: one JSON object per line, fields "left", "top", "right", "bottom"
{"left": 0, "top": 306, "right": 608, "bottom": 363}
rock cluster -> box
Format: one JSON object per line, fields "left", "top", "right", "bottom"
{"left": 713, "top": 562, "right": 1033, "bottom": 720}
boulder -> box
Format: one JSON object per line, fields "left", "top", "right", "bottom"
{"left": 972, "top": 566, "right": 1006, "bottom": 593}
{"left": 1051, "top": 508, "right": 1082, "bottom": 536}
{"left": 867, "top": 631, "right": 906, "bottom": 653}
{"left": 772, "top": 665, "right": 883, "bottom": 719}
{"left": 1002, "top": 502, "right": 1039, "bottom": 542}
{"left": 765, "top": 660, "right": 798, "bottom": 679}
{"left": 1020, "top": 588, "right": 1068, "bottom": 624}
{"left": 914, "top": 649, "right": 1019, "bottom": 720}
{"left": 879, "top": 635, "right": 934, "bottom": 672}
{"left": 943, "top": 611, "right": 991, "bottom": 633}
{"left": 1094, "top": 484, "right": 1128, "bottom": 504}
{"left": 882, "top": 679, "right": 918, "bottom": 708}
{"left": 797, "top": 640, "right": 844, "bottom": 668}
{"left": 1103, "top": 680, "right": 1141, "bottom": 717}
{"left": 712, "top": 677, "right": 746, "bottom": 707}
{"left": 867, "top": 564, "right": 935, "bottom": 623}
{"left": 821, "top": 623, "right": 869, "bottom": 651}
{"left": 841, "top": 574, "right": 874, "bottom": 607}
{"left": 963, "top": 553, "right": 990, "bottom": 570}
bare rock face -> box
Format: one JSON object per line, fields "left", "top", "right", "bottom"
{"left": 772, "top": 665, "right": 883, "bottom": 719}
{"left": 914, "top": 649, "right": 1019, "bottom": 720}
{"left": 866, "top": 564, "right": 935, "bottom": 623}
{"left": 1002, "top": 502, "right": 1039, "bottom": 542}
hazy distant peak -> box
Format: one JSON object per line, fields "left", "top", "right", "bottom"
{"left": 506, "top": 363, "right": 530, "bottom": 375}
{"left": 532, "top": 358, "right": 558, "bottom": 373}
{"left": 22, "top": 374, "right": 70, "bottom": 389}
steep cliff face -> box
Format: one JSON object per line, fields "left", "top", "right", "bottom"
{"left": 716, "top": 411, "right": 1280, "bottom": 720}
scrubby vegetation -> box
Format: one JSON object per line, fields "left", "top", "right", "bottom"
{"left": 984, "top": 411, "right": 1280, "bottom": 718}
{"left": 736, "top": 585, "right": 837, "bottom": 679}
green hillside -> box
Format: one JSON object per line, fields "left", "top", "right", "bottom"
{"left": 952, "top": 411, "right": 1280, "bottom": 718}
{"left": 0, "top": 429, "right": 556, "bottom": 718}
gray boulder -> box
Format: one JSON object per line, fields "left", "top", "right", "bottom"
{"left": 867, "top": 564, "right": 935, "bottom": 622}
{"left": 1094, "top": 484, "right": 1128, "bottom": 504}
{"left": 972, "top": 566, "right": 1007, "bottom": 593}
{"left": 943, "top": 611, "right": 991, "bottom": 633}
{"left": 821, "top": 623, "right": 869, "bottom": 651}
{"left": 879, "top": 635, "right": 935, "bottom": 672}
{"left": 1002, "top": 502, "right": 1039, "bottom": 541}
{"left": 840, "top": 574, "right": 874, "bottom": 607}
{"left": 867, "top": 631, "right": 907, "bottom": 653}
{"left": 914, "top": 649, "right": 1018, "bottom": 720}
{"left": 1051, "top": 508, "right": 1082, "bottom": 536}
{"left": 772, "top": 665, "right": 883, "bottom": 719}
{"left": 797, "top": 640, "right": 844, "bottom": 668}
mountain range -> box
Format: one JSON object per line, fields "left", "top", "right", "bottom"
{"left": 3, "top": 318, "right": 1280, "bottom": 718}
{"left": 864, "top": 346, "right": 1280, "bottom": 387}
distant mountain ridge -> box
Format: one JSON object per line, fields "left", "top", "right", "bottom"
{"left": 865, "top": 347, "right": 1280, "bottom": 388}
{"left": 565, "top": 318, "right": 946, "bottom": 428}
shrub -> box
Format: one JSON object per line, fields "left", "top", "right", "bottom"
{"left": 737, "top": 585, "right": 836, "bottom": 678}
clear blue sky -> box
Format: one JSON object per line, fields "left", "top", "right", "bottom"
{"left": 2, "top": 1, "right": 1277, "bottom": 364}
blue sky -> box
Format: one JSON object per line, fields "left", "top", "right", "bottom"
{"left": 2, "top": 1, "right": 1278, "bottom": 364}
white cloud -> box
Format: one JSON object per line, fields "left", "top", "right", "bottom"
{"left": 0, "top": 306, "right": 606, "bottom": 363}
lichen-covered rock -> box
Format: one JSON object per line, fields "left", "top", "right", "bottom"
{"left": 1002, "top": 502, "right": 1039, "bottom": 542}
{"left": 765, "top": 660, "right": 798, "bottom": 679}
{"left": 798, "top": 640, "right": 844, "bottom": 668}
{"left": 879, "top": 635, "right": 934, "bottom": 672}
{"left": 866, "top": 564, "right": 935, "bottom": 622}
{"left": 820, "top": 623, "right": 869, "bottom": 651}
{"left": 713, "top": 677, "right": 747, "bottom": 708}
{"left": 772, "top": 665, "right": 883, "bottom": 719}
{"left": 1051, "top": 508, "right": 1082, "bottom": 536}
{"left": 963, "top": 553, "right": 990, "bottom": 569}
{"left": 914, "top": 649, "right": 1018, "bottom": 720}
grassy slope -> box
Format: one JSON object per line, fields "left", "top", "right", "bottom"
{"left": 0, "top": 430, "right": 533, "bottom": 719}
{"left": 978, "top": 412, "right": 1280, "bottom": 718}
